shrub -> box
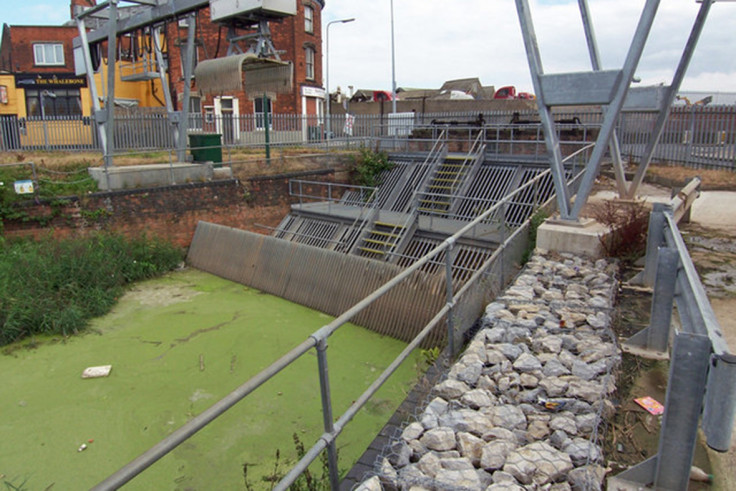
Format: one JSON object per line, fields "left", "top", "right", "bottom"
{"left": 593, "top": 200, "right": 649, "bottom": 262}
{"left": 349, "top": 147, "right": 393, "bottom": 188}
{"left": 0, "top": 234, "right": 184, "bottom": 346}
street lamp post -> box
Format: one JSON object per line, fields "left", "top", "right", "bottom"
{"left": 326, "top": 18, "right": 355, "bottom": 142}
{"left": 390, "top": 0, "right": 397, "bottom": 114}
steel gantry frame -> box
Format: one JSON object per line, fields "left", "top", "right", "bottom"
{"left": 74, "top": 0, "right": 204, "bottom": 170}
{"left": 73, "top": 0, "right": 292, "bottom": 171}
{"left": 514, "top": 0, "right": 730, "bottom": 221}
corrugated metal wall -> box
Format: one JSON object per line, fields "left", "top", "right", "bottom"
{"left": 187, "top": 221, "right": 449, "bottom": 347}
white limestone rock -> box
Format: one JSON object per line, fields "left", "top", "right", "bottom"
{"left": 435, "top": 379, "right": 471, "bottom": 400}
{"left": 480, "top": 439, "right": 517, "bottom": 471}
{"left": 434, "top": 469, "right": 482, "bottom": 491}
{"left": 457, "top": 431, "right": 485, "bottom": 467}
{"left": 563, "top": 438, "right": 602, "bottom": 466}
{"left": 503, "top": 441, "right": 573, "bottom": 486}
{"left": 513, "top": 353, "right": 543, "bottom": 373}
{"left": 492, "top": 405, "right": 527, "bottom": 430}
{"left": 567, "top": 464, "right": 606, "bottom": 490}
{"left": 417, "top": 452, "right": 440, "bottom": 478}
{"left": 355, "top": 476, "right": 382, "bottom": 491}
{"left": 549, "top": 415, "right": 578, "bottom": 435}
{"left": 543, "top": 359, "right": 571, "bottom": 377}
{"left": 439, "top": 409, "right": 495, "bottom": 436}
{"left": 461, "top": 388, "right": 495, "bottom": 409}
{"left": 419, "top": 427, "right": 456, "bottom": 452}
{"left": 402, "top": 422, "right": 425, "bottom": 442}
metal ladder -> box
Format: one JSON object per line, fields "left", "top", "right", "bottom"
{"left": 419, "top": 132, "right": 486, "bottom": 215}
{"left": 356, "top": 220, "right": 409, "bottom": 258}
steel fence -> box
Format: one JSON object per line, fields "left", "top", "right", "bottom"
{"left": 2, "top": 107, "right": 734, "bottom": 170}
{"left": 615, "top": 179, "right": 736, "bottom": 489}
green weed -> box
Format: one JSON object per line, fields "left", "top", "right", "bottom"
{"left": 0, "top": 234, "right": 183, "bottom": 346}
{"left": 349, "top": 147, "right": 393, "bottom": 188}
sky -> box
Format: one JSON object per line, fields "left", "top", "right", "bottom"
{"left": 3, "top": 0, "right": 735, "bottom": 96}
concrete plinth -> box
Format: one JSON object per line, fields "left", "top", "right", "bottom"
{"left": 535, "top": 217, "right": 611, "bottom": 259}
{"left": 89, "top": 163, "right": 231, "bottom": 191}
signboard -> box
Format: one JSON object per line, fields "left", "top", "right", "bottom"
{"left": 14, "top": 180, "right": 34, "bottom": 195}
{"left": 15, "top": 73, "right": 87, "bottom": 90}
{"left": 344, "top": 114, "right": 355, "bottom": 136}
{"left": 0, "top": 85, "right": 7, "bottom": 104}
{"left": 302, "top": 86, "right": 325, "bottom": 98}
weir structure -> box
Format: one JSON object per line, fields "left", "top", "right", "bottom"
{"left": 189, "top": 126, "right": 595, "bottom": 348}
{"left": 87, "top": 0, "right": 736, "bottom": 488}
{"left": 93, "top": 122, "right": 594, "bottom": 489}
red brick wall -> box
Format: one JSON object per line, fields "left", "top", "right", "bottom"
{"left": 2, "top": 170, "right": 336, "bottom": 248}
{"left": 1, "top": 25, "right": 79, "bottom": 73}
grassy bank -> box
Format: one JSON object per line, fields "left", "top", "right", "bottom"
{"left": 0, "top": 234, "right": 184, "bottom": 345}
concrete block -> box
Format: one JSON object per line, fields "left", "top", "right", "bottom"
{"left": 89, "top": 163, "right": 217, "bottom": 190}
{"left": 535, "top": 218, "right": 611, "bottom": 259}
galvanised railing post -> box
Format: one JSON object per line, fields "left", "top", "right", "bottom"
{"left": 654, "top": 332, "right": 711, "bottom": 489}
{"left": 702, "top": 352, "right": 736, "bottom": 452}
{"left": 644, "top": 247, "right": 679, "bottom": 352}
{"left": 327, "top": 182, "right": 332, "bottom": 214}
{"left": 642, "top": 202, "right": 670, "bottom": 286}
{"left": 314, "top": 337, "right": 340, "bottom": 490}
{"left": 445, "top": 238, "right": 457, "bottom": 357}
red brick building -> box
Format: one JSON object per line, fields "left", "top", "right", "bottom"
{"left": 0, "top": 24, "right": 89, "bottom": 118}
{"left": 2, "top": 1, "right": 324, "bottom": 124}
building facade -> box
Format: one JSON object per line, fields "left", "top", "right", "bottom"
{"left": 0, "top": 0, "right": 325, "bottom": 147}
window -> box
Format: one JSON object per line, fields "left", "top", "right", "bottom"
{"left": 25, "top": 89, "right": 82, "bottom": 118}
{"left": 189, "top": 96, "right": 203, "bottom": 130}
{"left": 255, "top": 96, "right": 273, "bottom": 130}
{"left": 304, "top": 5, "right": 314, "bottom": 33}
{"left": 33, "top": 43, "right": 65, "bottom": 66}
{"left": 305, "top": 46, "right": 315, "bottom": 80}
{"left": 189, "top": 96, "right": 202, "bottom": 114}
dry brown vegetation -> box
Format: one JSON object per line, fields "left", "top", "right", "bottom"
{"left": 0, "top": 148, "right": 353, "bottom": 181}
{"left": 646, "top": 163, "right": 736, "bottom": 190}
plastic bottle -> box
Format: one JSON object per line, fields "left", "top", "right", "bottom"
{"left": 689, "top": 465, "right": 713, "bottom": 483}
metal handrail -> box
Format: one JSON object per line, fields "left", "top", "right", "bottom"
{"left": 255, "top": 223, "right": 346, "bottom": 246}
{"left": 288, "top": 179, "right": 377, "bottom": 206}
{"left": 416, "top": 142, "right": 594, "bottom": 223}
{"left": 377, "top": 130, "right": 449, "bottom": 254}
{"left": 287, "top": 179, "right": 380, "bottom": 253}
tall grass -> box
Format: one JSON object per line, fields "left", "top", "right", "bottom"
{"left": 0, "top": 234, "right": 184, "bottom": 346}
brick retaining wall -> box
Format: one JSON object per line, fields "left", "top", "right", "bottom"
{"left": 2, "top": 169, "right": 338, "bottom": 247}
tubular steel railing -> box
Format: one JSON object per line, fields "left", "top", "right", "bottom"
{"left": 617, "top": 178, "right": 736, "bottom": 489}
{"left": 286, "top": 179, "right": 380, "bottom": 253}
{"left": 90, "top": 152, "right": 582, "bottom": 490}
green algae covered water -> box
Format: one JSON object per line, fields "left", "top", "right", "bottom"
{"left": 0, "top": 269, "right": 421, "bottom": 489}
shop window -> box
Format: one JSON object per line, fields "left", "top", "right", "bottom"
{"left": 25, "top": 89, "right": 82, "bottom": 118}
{"left": 33, "top": 43, "right": 65, "bottom": 66}
{"left": 305, "top": 5, "right": 314, "bottom": 33}
{"left": 255, "top": 96, "right": 273, "bottom": 130}
{"left": 305, "top": 46, "right": 315, "bottom": 81}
